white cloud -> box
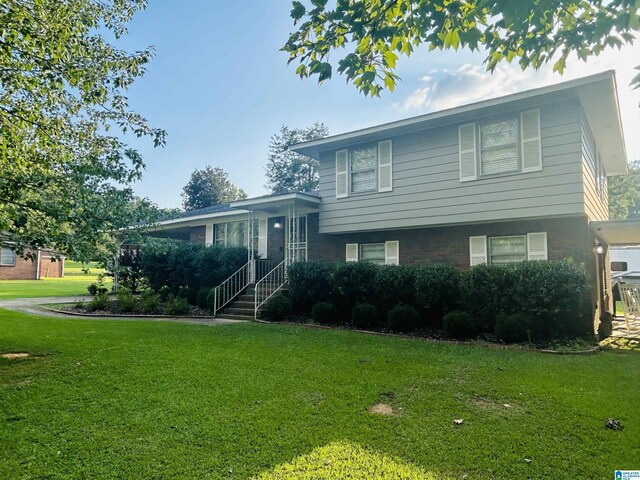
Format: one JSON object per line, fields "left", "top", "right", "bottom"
{"left": 397, "top": 45, "right": 640, "bottom": 161}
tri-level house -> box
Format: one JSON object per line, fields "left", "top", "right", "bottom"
{"left": 147, "top": 71, "right": 636, "bottom": 328}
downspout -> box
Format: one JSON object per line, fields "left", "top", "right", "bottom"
{"left": 36, "top": 249, "right": 41, "bottom": 280}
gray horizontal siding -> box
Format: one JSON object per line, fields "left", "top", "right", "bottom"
{"left": 318, "top": 98, "right": 585, "bottom": 234}
{"left": 580, "top": 109, "right": 609, "bottom": 221}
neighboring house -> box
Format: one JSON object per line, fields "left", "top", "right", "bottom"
{"left": 147, "top": 71, "right": 638, "bottom": 327}
{"left": 0, "top": 247, "right": 65, "bottom": 280}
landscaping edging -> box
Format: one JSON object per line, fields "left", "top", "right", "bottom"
{"left": 42, "top": 306, "right": 218, "bottom": 320}
{"left": 255, "top": 319, "right": 601, "bottom": 355}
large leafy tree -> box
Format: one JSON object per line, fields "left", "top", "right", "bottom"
{"left": 181, "top": 166, "right": 247, "bottom": 211}
{"left": 609, "top": 160, "right": 640, "bottom": 220}
{"left": 283, "top": 0, "right": 640, "bottom": 96}
{"left": 265, "top": 123, "right": 329, "bottom": 194}
{"left": 0, "top": 0, "right": 165, "bottom": 262}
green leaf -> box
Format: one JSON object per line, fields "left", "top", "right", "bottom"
{"left": 290, "top": 1, "right": 306, "bottom": 21}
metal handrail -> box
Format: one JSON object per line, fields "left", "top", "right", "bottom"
{"left": 254, "top": 259, "right": 287, "bottom": 318}
{"left": 212, "top": 262, "right": 249, "bottom": 316}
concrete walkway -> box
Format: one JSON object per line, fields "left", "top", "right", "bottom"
{"left": 0, "top": 296, "right": 245, "bottom": 326}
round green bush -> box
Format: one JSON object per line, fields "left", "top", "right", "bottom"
{"left": 177, "top": 286, "right": 198, "bottom": 305}
{"left": 262, "top": 294, "right": 292, "bottom": 322}
{"left": 196, "top": 287, "right": 212, "bottom": 309}
{"left": 164, "top": 296, "right": 190, "bottom": 316}
{"left": 351, "top": 303, "right": 378, "bottom": 330}
{"left": 494, "top": 313, "right": 531, "bottom": 343}
{"left": 116, "top": 287, "right": 137, "bottom": 313}
{"left": 443, "top": 311, "right": 478, "bottom": 339}
{"left": 311, "top": 302, "right": 337, "bottom": 325}
{"left": 387, "top": 304, "right": 421, "bottom": 332}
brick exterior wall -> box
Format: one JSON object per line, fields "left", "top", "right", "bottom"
{"left": 190, "top": 226, "right": 207, "bottom": 245}
{"left": 0, "top": 250, "right": 65, "bottom": 280}
{"left": 307, "top": 213, "right": 608, "bottom": 331}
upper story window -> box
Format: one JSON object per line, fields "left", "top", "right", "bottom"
{"left": 479, "top": 118, "right": 519, "bottom": 175}
{"left": 336, "top": 140, "right": 392, "bottom": 198}
{"left": 1, "top": 247, "right": 16, "bottom": 266}
{"left": 459, "top": 109, "right": 541, "bottom": 182}
{"left": 351, "top": 147, "right": 377, "bottom": 193}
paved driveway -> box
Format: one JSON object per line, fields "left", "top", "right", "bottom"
{"left": 0, "top": 296, "right": 245, "bottom": 326}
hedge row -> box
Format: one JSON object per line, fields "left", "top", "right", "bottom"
{"left": 285, "top": 260, "right": 592, "bottom": 340}
{"left": 139, "top": 239, "right": 248, "bottom": 293}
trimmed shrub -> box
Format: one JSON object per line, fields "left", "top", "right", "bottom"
{"left": 332, "top": 262, "right": 379, "bottom": 316}
{"left": 494, "top": 313, "right": 531, "bottom": 344}
{"left": 287, "top": 262, "right": 336, "bottom": 314}
{"left": 89, "top": 293, "right": 109, "bottom": 312}
{"left": 117, "top": 287, "right": 137, "bottom": 313}
{"left": 351, "top": 303, "right": 378, "bottom": 330}
{"left": 87, "top": 283, "right": 98, "bottom": 296}
{"left": 165, "top": 296, "right": 190, "bottom": 316}
{"left": 415, "top": 264, "right": 461, "bottom": 325}
{"left": 443, "top": 311, "right": 478, "bottom": 339}
{"left": 311, "top": 302, "right": 337, "bottom": 325}
{"left": 177, "top": 286, "right": 198, "bottom": 306}
{"left": 373, "top": 265, "right": 418, "bottom": 321}
{"left": 196, "top": 287, "right": 212, "bottom": 309}
{"left": 387, "top": 304, "right": 421, "bottom": 333}
{"left": 262, "top": 294, "right": 292, "bottom": 322}
{"left": 460, "top": 260, "right": 591, "bottom": 339}
{"left": 139, "top": 291, "right": 160, "bottom": 314}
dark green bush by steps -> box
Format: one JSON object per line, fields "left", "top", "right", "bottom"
{"left": 262, "top": 295, "right": 292, "bottom": 322}
{"left": 443, "top": 311, "right": 478, "bottom": 339}
{"left": 287, "top": 262, "right": 335, "bottom": 314}
{"left": 164, "top": 296, "right": 190, "bottom": 316}
{"left": 387, "top": 304, "right": 421, "bottom": 333}
{"left": 196, "top": 287, "right": 212, "bottom": 309}
{"left": 351, "top": 303, "right": 378, "bottom": 330}
{"left": 311, "top": 302, "right": 337, "bottom": 325}
{"left": 139, "top": 239, "right": 247, "bottom": 294}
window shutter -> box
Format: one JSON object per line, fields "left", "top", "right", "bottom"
{"left": 527, "top": 232, "right": 548, "bottom": 260}
{"left": 521, "top": 109, "right": 542, "bottom": 172}
{"left": 459, "top": 123, "right": 477, "bottom": 182}
{"left": 258, "top": 218, "right": 268, "bottom": 258}
{"left": 469, "top": 236, "right": 487, "bottom": 265}
{"left": 385, "top": 241, "right": 399, "bottom": 265}
{"left": 336, "top": 150, "right": 348, "bottom": 198}
{"left": 378, "top": 140, "right": 393, "bottom": 192}
{"left": 346, "top": 243, "right": 359, "bottom": 262}
{"left": 205, "top": 224, "right": 213, "bottom": 247}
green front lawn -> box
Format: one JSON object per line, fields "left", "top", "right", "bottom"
{"left": 1, "top": 309, "right": 638, "bottom": 479}
{"left": 0, "top": 261, "right": 108, "bottom": 299}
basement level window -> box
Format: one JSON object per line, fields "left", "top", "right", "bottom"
{"left": 360, "top": 243, "right": 386, "bottom": 265}
{"left": 488, "top": 235, "right": 527, "bottom": 264}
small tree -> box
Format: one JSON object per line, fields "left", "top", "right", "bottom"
{"left": 265, "top": 123, "right": 329, "bottom": 194}
{"left": 181, "top": 166, "right": 247, "bottom": 211}
{"left": 609, "top": 160, "right": 640, "bottom": 220}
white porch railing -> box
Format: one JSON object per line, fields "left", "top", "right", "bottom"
{"left": 254, "top": 259, "right": 287, "bottom": 318}
{"left": 212, "top": 259, "right": 278, "bottom": 316}
{"left": 619, "top": 283, "right": 640, "bottom": 333}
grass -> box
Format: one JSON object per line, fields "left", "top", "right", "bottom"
{"left": 1, "top": 310, "right": 638, "bottom": 479}
{"left": 0, "top": 261, "right": 109, "bottom": 299}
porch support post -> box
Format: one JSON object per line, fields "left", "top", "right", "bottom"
{"left": 248, "top": 210, "right": 255, "bottom": 284}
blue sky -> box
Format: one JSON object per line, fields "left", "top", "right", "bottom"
{"left": 119, "top": 1, "right": 640, "bottom": 208}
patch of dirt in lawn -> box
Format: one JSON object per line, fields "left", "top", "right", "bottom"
{"left": 302, "top": 391, "right": 326, "bottom": 407}
{"left": 471, "top": 394, "right": 521, "bottom": 413}
{"left": 369, "top": 403, "right": 397, "bottom": 416}
{"left": 1, "top": 353, "right": 30, "bottom": 359}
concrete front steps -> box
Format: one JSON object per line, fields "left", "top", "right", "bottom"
{"left": 216, "top": 284, "right": 285, "bottom": 321}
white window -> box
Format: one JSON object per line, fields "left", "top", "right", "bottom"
{"left": 469, "top": 232, "right": 548, "bottom": 265}
{"left": 1, "top": 247, "right": 16, "bottom": 266}
{"left": 360, "top": 243, "right": 386, "bottom": 264}
{"left": 459, "top": 109, "right": 541, "bottom": 181}
{"left": 214, "top": 221, "right": 247, "bottom": 247}
{"left": 479, "top": 118, "right": 519, "bottom": 176}
{"left": 351, "top": 146, "right": 377, "bottom": 193}
{"left": 346, "top": 241, "right": 399, "bottom": 265}
{"left": 336, "top": 141, "right": 393, "bottom": 198}
{"left": 488, "top": 235, "right": 527, "bottom": 264}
